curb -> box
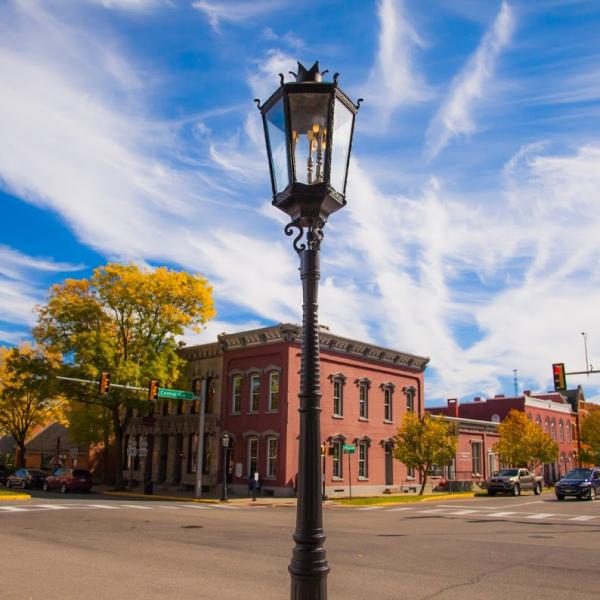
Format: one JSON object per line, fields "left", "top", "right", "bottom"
{"left": 0, "top": 493, "right": 31, "bottom": 501}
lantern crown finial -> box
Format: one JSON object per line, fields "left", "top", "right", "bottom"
{"left": 292, "top": 61, "right": 326, "bottom": 83}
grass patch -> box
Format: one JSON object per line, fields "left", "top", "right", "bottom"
{"left": 335, "top": 492, "right": 474, "bottom": 506}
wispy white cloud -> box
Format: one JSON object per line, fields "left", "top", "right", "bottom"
{"left": 366, "top": 0, "right": 431, "bottom": 122}
{"left": 425, "top": 1, "right": 515, "bottom": 158}
{"left": 192, "top": 0, "right": 284, "bottom": 32}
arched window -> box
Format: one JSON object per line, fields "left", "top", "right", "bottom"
{"left": 491, "top": 414, "right": 500, "bottom": 423}
{"left": 550, "top": 418, "right": 556, "bottom": 440}
{"left": 559, "top": 420, "right": 564, "bottom": 441}
{"left": 545, "top": 418, "right": 550, "bottom": 434}
{"left": 566, "top": 421, "right": 571, "bottom": 442}
{"left": 536, "top": 415, "right": 542, "bottom": 428}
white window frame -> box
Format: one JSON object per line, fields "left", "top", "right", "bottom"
{"left": 332, "top": 439, "right": 343, "bottom": 479}
{"left": 232, "top": 375, "right": 242, "bottom": 414}
{"left": 406, "top": 387, "right": 415, "bottom": 414}
{"left": 359, "top": 383, "right": 369, "bottom": 419}
{"left": 358, "top": 442, "right": 368, "bottom": 479}
{"left": 333, "top": 379, "right": 343, "bottom": 417}
{"left": 266, "top": 437, "right": 278, "bottom": 479}
{"left": 384, "top": 387, "right": 393, "bottom": 422}
{"left": 247, "top": 437, "right": 259, "bottom": 477}
{"left": 268, "top": 372, "right": 279, "bottom": 412}
{"left": 249, "top": 374, "right": 261, "bottom": 413}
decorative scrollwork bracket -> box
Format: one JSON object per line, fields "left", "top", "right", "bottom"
{"left": 284, "top": 218, "right": 326, "bottom": 254}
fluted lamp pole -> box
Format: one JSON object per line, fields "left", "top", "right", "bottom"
{"left": 256, "top": 61, "right": 361, "bottom": 600}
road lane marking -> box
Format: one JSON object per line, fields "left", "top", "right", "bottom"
{"left": 358, "top": 507, "right": 382, "bottom": 511}
{"left": 525, "top": 513, "right": 554, "bottom": 519}
{"left": 0, "top": 506, "right": 28, "bottom": 512}
{"left": 418, "top": 508, "right": 447, "bottom": 514}
{"left": 178, "top": 504, "right": 211, "bottom": 509}
{"left": 34, "top": 504, "right": 71, "bottom": 510}
{"left": 120, "top": 504, "right": 153, "bottom": 510}
{"left": 387, "top": 507, "right": 415, "bottom": 512}
{"left": 569, "top": 515, "right": 596, "bottom": 521}
{"left": 449, "top": 510, "right": 478, "bottom": 515}
{"left": 84, "top": 504, "right": 119, "bottom": 509}
{"left": 487, "top": 512, "right": 516, "bottom": 517}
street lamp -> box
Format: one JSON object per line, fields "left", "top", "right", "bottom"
{"left": 256, "top": 61, "right": 360, "bottom": 600}
{"left": 221, "top": 433, "right": 230, "bottom": 502}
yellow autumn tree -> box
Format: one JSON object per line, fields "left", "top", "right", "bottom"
{"left": 494, "top": 409, "right": 558, "bottom": 470}
{"left": 34, "top": 263, "right": 215, "bottom": 488}
{"left": 0, "top": 343, "right": 65, "bottom": 467}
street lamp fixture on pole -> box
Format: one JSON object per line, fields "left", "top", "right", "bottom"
{"left": 221, "top": 433, "right": 230, "bottom": 502}
{"left": 256, "top": 61, "right": 360, "bottom": 600}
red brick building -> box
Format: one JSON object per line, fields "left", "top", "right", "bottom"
{"left": 429, "top": 390, "right": 579, "bottom": 483}
{"left": 181, "top": 324, "right": 429, "bottom": 497}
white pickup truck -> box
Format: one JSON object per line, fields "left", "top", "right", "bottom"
{"left": 485, "top": 468, "right": 543, "bottom": 496}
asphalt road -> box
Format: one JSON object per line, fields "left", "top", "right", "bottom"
{"left": 2, "top": 493, "right": 600, "bottom": 599}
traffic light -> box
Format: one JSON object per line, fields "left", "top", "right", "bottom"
{"left": 148, "top": 379, "right": 160, "bottom": 402}
{"left": 552, "top": 363, "right": 567, "bottom": 391}
{"left": 98, "top": 371, "right": 111, "bottom": 395}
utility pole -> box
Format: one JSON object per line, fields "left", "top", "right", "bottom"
{"left": 582, "top": 332, "right": 590, "bottom": 375}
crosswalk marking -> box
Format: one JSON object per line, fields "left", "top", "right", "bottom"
{"left": 213, "top": 504, "right": 239, "bottom": 509}
{"left": 34, "top": 504, "right": 70, "bottom": 510}
{"left": 387, "top": 507, "right": 414, "bottom": 512}
{"left": 569, "top": 515, "right": 596, "bottom": 521}
{"left": 525, "top": 513, "right": 553, "bottom": 519}
{"left": 179, "top": 504, "right": 211, "bottom": 509}
{"left": 120, "top": 504, "right": 153, "bottom": 510}
{"left": 487, "top": 512, "right": 516, "bottom": 517}
{"left": 449, "top": 510, "right": 477, "bottom": 515}
{"left": 358, "top": 507, "right": 382, "bottom": 511}
{"left": 85, "top": 504, "right": 119, "bottom": 509}
{"left": 0, "top": 506, "right": 28, "bottom": 512}
{"left": 418, "top": 508, "right": 447, "bottom": 514}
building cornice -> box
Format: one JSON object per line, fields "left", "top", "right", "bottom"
{"left": 181, "top": 323, "right": 429, "bottom": 372}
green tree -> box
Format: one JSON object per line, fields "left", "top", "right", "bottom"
{"left": 393, "top": 413, "right": 457, "bottom": 495}
{"left": 580, "top": 411, "right": 600, "bottom": 466}
{"left": 34, "top": 262, "right": 215, "bottom": 488}
{"left": 494, "top": 410, "right": 558, "bottom": 470}
{"left": 0, "top": 343, "right": 64, "bottom": 467}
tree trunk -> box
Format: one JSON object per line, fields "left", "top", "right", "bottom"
{"left": 16, "top": 440, "right": 26, "bottom": 468}
{"left": 112, "top": 406, "right": 124, "bottom": 490}
{"left": 419, "top": 469, "right": 428, "bottom": 495}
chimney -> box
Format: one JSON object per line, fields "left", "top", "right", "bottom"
{"left": 474, "top": 397, "right": 482, "bottom": 403}
{"left": 447, "top": 398, "right": 459, "bottom": 417}
{"left": 523, "top": 390, "right": 531, "bottom": 396}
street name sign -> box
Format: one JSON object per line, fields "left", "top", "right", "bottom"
{"left": 157, "top": 387, "right": 194, "bottom": 401}
{"left": 342, "top": 444, "right": 356, "bottom": 454}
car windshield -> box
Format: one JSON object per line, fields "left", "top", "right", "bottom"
{"left": 73, "top": 470, "right": 90, "bottom": 477}
{"left": 495, "top": 469, "right": 518, "bottom": 477}
{"left": 564, "top": 469, "right": 593, "bottom": 479}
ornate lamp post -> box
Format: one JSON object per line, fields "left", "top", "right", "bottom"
{"left": 220, "top": 433, "right": 230, "bottom": 502}
{"left": 256, "top": 61, "right": 360, "bottom": 600}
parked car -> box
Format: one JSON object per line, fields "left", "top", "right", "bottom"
{"left": 5, "top": 468, "right": 47, "bottom": 490}
{"left": 485, "top": 468, "right": 543, "bottom": 496}
{"left": 0, "top": 466, "right": 15, "bottom": 486}
{"left": 555, "top": 467, "right": 600, "bottom": 501}
{"left": 43, "top": 468, "right": 93, "bottom": 493}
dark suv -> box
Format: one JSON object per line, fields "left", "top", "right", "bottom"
{"left": 555, "top": 467, "right": 600, "bottom": 501}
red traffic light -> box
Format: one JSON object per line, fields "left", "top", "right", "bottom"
{"left": 98, "top": 371, "right": 111, "bottom": 395}
{"left": 552, "top": 363, "right": 566, "bottom": 391}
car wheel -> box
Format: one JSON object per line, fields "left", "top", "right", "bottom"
{"left": 556, "top": 494, "right": 565, "bottom": 501}
{"left": 487, "top": 490, "right": 496, "bottom": 496}
{"left": 588, "top": 487, "right": 596, "bottom": 501}
{"left": 512, "top": 484, "right": 520, "bottom": 496}
{"left": 534, "top": 482, "right": 542, "bottom": 496}
{"left": 60, "top": 483, "right": 67, "bottom": 494}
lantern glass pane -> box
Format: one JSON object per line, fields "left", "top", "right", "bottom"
{"left": 288, "top": 93, "right": 330, "bottom": 185}
{"left": 331, "top": 98, "right": 354, "bottom": 193}
{"left": 265, "top": 97, "right": 288, "bottom": 193}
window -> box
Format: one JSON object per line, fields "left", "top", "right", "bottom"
{"left": 187, "top": 434, "right": 198, "bottom": 474}
{"left": 536, "top": 415, "right": 542, "bottom": 428}
{"left": 429, "top": 464, "right": 442, "bottom": 477}
{"left": 545, "top": 418, "right": 550, "bottom": 434}
{"left": 232, "top": 375, "right": 242, "bottom": 413}
{"left": 406, "top": 387, "right": 415, "bottom": 413}
{"left": 176, "top": 400, "right": 183, "bottom": 416}
{"left": 407, "top": 465, "right": 415, "bottom": 478}
{"left": 268, "top": 372, "right": 280, "bottom": 411}
{"left": 471, "top": 441, "right": 482, "bottom": 475}
{"left": 551, "top": 419, "right": 556, "bottom": 440}
{"left": 247, "top": 438, "right": 258, "bottom": 476}
{"left": 358, "top": 442, "right": 368, "bottom": 478}
{"left": 488, "top": 452, "right": 497, "bottom": 476}
{"left": 162, "top": 401, "right": 169, "bottom": 416}
{"left": 133, "top": 435, "right": 141, "bottom": 470}
{"left": 250, "top": 374, "right": 261, "bottom": 412}
{"left": 491, "top": 414, "right": 500, "bottom": 423}
{"left": 266, "top": 437, "right": 278, "bottom": 478}
{"left": 567, "top": 421, "right": 572, "bottom": 442}
{"left": 359, "top": 383, "right": 369, "bottom": 419}
{"left": 559, "top": 420, "right": 564, "bottom": 441}
{"left": 572, "top": 423, "right": 577, "bottom": 441}
{"left": 447, "top": 459, "right": 456, "bottom": 481}
{"left": 384, "top": 387, "right": 393, "bottom": 421}
{"left": 191, "top": 378, "right": 202, "bottom": 415}
{"left": 333, "top": 379, "right": 344, "bottom": 416}
{"left": 332, "top": 440, "right": 343, "bottom": 478}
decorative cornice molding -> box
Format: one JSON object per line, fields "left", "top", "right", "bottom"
{"left": 380, "top": 382, "right": 396, "bottom": 391}
{"left": 328, "top": 372, "right": 347, "bottom": 383}
{"left": 355, "top": 377, "right": 372, "bottom": 388}
{"left": 181, "top": 323, "right": 429, "bottom": 371}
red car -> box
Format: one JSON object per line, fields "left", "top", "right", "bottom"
{"left": 43, "top": 468, "right": 93, "bottom": 493}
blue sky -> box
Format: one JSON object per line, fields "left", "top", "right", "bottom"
{"left": 1, "top": 0, "right": 600, "bottom": 405}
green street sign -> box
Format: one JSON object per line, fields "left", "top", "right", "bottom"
{"left": 342, "top": 444, "right": 356, "bottom": 454}
{"left": 157, "top": 387, "right": 194, "bottom": 401}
